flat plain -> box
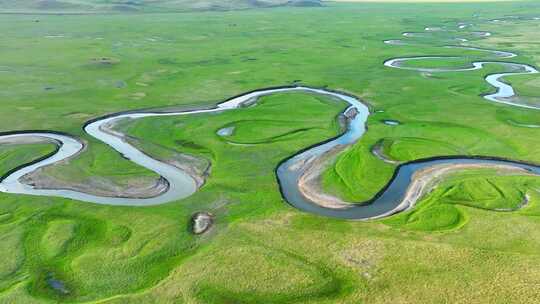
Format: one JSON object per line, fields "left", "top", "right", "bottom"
{"left": 1, "top": 1, "right": 540, "bottom": 303}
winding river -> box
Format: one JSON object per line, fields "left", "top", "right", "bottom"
{"left": 384, "top": 55, "right": 539, "bottom": 110}
{"left": 384, "top": 28, "right": 540, "bottom": 110}
{"left": 0, "top": 23, "right": 539, "bottom": 219}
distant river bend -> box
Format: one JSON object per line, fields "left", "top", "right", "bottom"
{"left": 384, "top": 30, "right": 540, "bottom": 110}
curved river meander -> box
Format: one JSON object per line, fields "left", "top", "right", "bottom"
{"left": 1, "top": 23, "right": 539, "bottom": 218}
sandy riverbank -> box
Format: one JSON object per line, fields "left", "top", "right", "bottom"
{"left": 298, "top": 156, "right": 535, "bottom": 215}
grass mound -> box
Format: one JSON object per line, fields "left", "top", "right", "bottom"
{"left": 379, "top": 137, "right": 463, "bottom": 161}
{"left": 385, "top": 169, "right": 540, "bottom": 231}
{"left": 399, "top": 204, "right": 465, "bottom": 231}
{"left": 433, "top": 169, "right": 538, "bottom": 210}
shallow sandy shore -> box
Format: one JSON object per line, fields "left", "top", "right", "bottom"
{"left": 3, "top": 86, "right": 352, "bottom": 206}
{"left": 0, "top": 135, "right": 56, "bottom": 146}
{"left": 21, "top": 171, "right": 169, "bottom": 199}
{"left": 16, "top": 119, "right": 209, "bottom": 200}
{"left": 298, "top": 157, "right": 536, "bottom": 214}
{"left": 14, "top": 123, "right": 170, "bottom": 200}
{"left": 298, "top": 145, "right": 352, "bottom": 209}
{"left": 399, "top": 163, "right": 534, "bottom": 213}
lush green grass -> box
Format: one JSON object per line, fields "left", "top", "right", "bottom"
{"left": 223, "top": 119, "right": 323, "bottom": 144}
{"left": 321, "top": 14, "right": 540, "bottom": 202}
{"left": 0, "top": 142, "right": 57, "bottom": 177}
{"left": 510, "top": 74, "right": 540, "bottom": 97}
{"left": 322, "top": 118, "right": 521, "bottom": 201}
{"left": 34, "top": 142, "right": 161, "bottom": 191}
{"left": 496, "top": 107, "right": 540, "bottom": 128}
{"left": 1, "top": 2, "right": 540, "bottom": 303}
{"left": 397, "top": 57, "right": 478, "bottom": 70}
{"left": 378, "top": 137, "right": 464, "bottom": 160}
{"left": 385, "top": 168, "right": 540, "bottom": 231}
{"left": 0, "top": 92, "right": 346, "bottom": 302}
{"left": 121, "top": 92, "right": 346, "bottom": 210}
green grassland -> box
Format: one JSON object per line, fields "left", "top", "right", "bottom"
{"left": 385, "top": 168, "right": 540, "bottom": 231}
{"left": 4, "top": 0, "right": 521, "bottom": 14}
{"left": 396, "top": 57, "right": 476, "bottom": 69}
{"left": 0, "top": 0, "right": 322, "bottom": 13}
{"left": 1, "top": 1, "right": 540, "bottom": 303}
{"left": 0, "top": 142, "right": 57, "bottom": 176}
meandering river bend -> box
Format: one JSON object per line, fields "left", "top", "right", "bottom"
{"left": 0, "top": 23, "right": 539, "bottom": 219}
